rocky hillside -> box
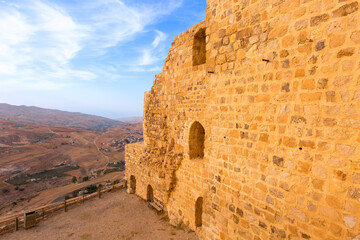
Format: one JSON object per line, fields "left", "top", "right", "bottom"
{"left": 0, "top": 103, "right": 124, "bottom": 131}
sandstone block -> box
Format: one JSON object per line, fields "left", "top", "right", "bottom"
{"left": 326, "top": 91, "right": 336, "bottom": 102}
{"left": 282, "top": 35, "right": 295, "bottom": 47}
{"left": 328, "top": 156, "right": 347, "bottom": 168}
{"left": 294, "top": 19, "right": 308, "bottom": 31}
{"left": 299, "top": 140, "right": 315, "bottom": 149}
{"left": 270, "top": 226, "right": 286, "bottom": 238}
{"left": 290, "top": 206, "right": 308, "bottom": 222}
{"left": 323, "top": 118, "right": 337, "bottom": 126}
{"left": 300, "top": 93, "right": 322, "bottom": 102}
{"left": 326, "top": 195, "right": 342, "bottom": 209}
{"left": 219, "top": 29, "right": 226, "bottom": 38}
{"left": 283, "top": 136, "right": 297, "bottom": 148}
{"left": 348, "top": 187, "right": 360, "bottom": 201}
{"left": 236, "top": 208, "right": 244, "bottom": 217}
{"left": 332, "top": 2, "right": 359, "bottom": 18}
{"left": 273, "top": 156, "right": 284, "bottom": 167}
{"left": 301, "top": 79, "right": 315, "bottom": 90}
{"left": 316, "top": 40, "right": 325, "bottom": 51}
{"left": 336, "top": 144, "right": 356, "bottom": 156}
{"left": 329, "top": 34, "right": 346, "bottom": 48}
{"left": 344, "top": 214, "right": 358, "bottom": 229}
{"left": 311, "top": 14, "right": 329, "bottom": 26}
{"left": 337, "top": 47, "right": 355, "bottom": 58}
{"left": 291, "top": 116, "right": 307, "bottom": 124}
{"left": 313, "top": 166, "right": 328, "bottom": 179}
{"left": 353, "top": 173, "right": 360, "bottom": 184}
{"left": 350, "top": 31, "right": 360, "bottom": 43}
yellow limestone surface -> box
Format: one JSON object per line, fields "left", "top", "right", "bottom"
{"left": 125, "top": 1, "right": 360, "bottom": 239}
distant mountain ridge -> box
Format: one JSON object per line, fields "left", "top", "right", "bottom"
{"left": 116, "top": 116, "right": 142, "bottom": 124}
{"left": 0, "top": 103, "right": 124, "bottom": 131}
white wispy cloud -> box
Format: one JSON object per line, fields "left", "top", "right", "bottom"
{"left": 0, "top": 0, "right": 183, "bottom": 91}
{"left": 0, "top": 0, "right": 91, "bottom": 90}
{"left": 137, "top": 30, "right": 168, "bottom": 66}
{"left": 0, "top": 0, "right": 20, "bottom": 8}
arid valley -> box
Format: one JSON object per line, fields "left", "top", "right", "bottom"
{"left": 0, "top": 104, "right": 143, "bottom": 216}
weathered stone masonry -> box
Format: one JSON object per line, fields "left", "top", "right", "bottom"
{"left": 125, "top": 1, "right": 360, "bottom": 239}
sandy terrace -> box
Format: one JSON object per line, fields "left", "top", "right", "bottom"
{"left": 1, "top": 190, "right": 198, "bottom": 240}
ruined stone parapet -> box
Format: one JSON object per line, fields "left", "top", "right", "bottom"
{"left": 125, "top": 142, "right": 184, "bottom": 206}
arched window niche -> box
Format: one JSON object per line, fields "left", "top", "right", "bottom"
{"left": 195, "top": 197, "right": 203, "bottom": 227}
{"left": 189, "top": 121, "right": 205, "bottom": 159}
{"left": 193, "top": 28, "right": 206, "bottom": 66}
{"left": 129, "top": 175, "right": 136, "bottom": 194}
{"left": 147, "top": 185, "right": 154, "bottom": 202}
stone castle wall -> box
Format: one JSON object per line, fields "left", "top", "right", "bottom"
{"left": 125, "top": 1, "right": 360, "bottom": 239}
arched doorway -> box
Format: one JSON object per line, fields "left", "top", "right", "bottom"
{"left": 147, "top": 185, "right": 154, "bottom": 202}
{"left": 189, "top": 121, "right": 205, "bottom": 159}
{"left": 130, "top": 175, "right": 136, "bottom": 194}
{"left": 195, "top": 197, "right": 203, "bottom": 227}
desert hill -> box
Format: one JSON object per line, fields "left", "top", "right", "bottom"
{"left": 0, "top": 103, "right": 124, "bottom": 131}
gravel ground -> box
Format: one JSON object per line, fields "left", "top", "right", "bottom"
{"left": 1, "top": 190, "right": 198, "bottom": 240}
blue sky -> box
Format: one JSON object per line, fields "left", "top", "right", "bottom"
{"left": 0, "top": 0, "right": 206, "bottom": 119}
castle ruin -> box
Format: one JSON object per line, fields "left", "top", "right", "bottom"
{"left": 125, "top": 0, "right": 360, "bottom": 239}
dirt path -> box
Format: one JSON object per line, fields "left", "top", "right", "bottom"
{"left": 1, "top": 190, "right": 198, "bottom": 240}
{"left": 93, "top": 132, "right": 110, "bottom": 169}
